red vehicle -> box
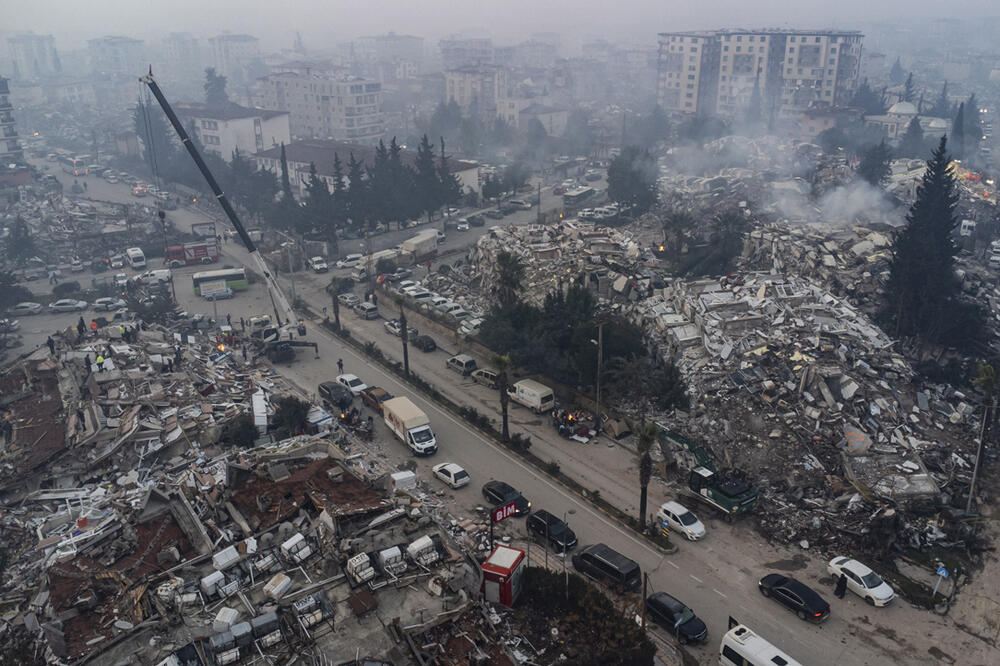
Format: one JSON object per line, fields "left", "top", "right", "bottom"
{"left": 163, "top": 241, "right": 219, "bottom": 268}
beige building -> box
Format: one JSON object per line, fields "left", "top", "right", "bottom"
{"left": 209, "top": 34, "right": 260, "bottom": 80}
{"left": 87, "top": 36, "right": 144, "bottom": 77}
{"left": 445, "top": 65, "right": 509, "bottom": 119}
{"left": 658, "top": 29, "right": 863, "bottom": 120}
{"left": 519, "top": 104, "right": 568, "bottom": 137}
{"left": 7, "top": 33, "right": 61, "bottom": 81}
{"left": 255, "top": 66, "right": 383, "bottom": 144}
{"left": 174, "top": 103, "right": 290, "bottom": 160}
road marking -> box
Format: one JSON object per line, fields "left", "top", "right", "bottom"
{"left": 689, "top": 574, "right": 703, "bottom": 583}
{"left": 667, "top": 560, "right": 679, "bottom": 569}
{"left": 713, "top": 588, "right": 727, "bottom": 598}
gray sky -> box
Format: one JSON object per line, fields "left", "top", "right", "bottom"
{"left": 6, "top": 0, "right": 988, "bottom": 50}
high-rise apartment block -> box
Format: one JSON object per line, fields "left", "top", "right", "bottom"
{"left": 254, "top": 65, "right": 383, "bottom": 144}
{"left": 209, "top": 34, "right": 260, "bottom": 80}
{"left": 87, "top": 36, "right": 144, "bottom": 77}
{"left": 439, "top": 37, "right": 494, "bottom": 70}
{"left": 444, "top": 66, "right": 509, "bottom": 119}
{"left": 657, "top": 29, "right": 862, "bottom": 119}
{"left": 0, "top": 77, "right": 25, "bottom": 166}
{"left": 7, "top": 33, "right": 61, "bottom": 81}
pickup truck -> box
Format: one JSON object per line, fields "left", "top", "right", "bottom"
{"left": 360, "top": 386, "right": 394, "bottom": 414}
{"left": 382, "top": 396, "right": 437, "bottom": 455}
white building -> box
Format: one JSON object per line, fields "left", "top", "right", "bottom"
{"left": 209, "top": 34, "right": 260, "bottom": 80}
{"left": 87, "top": 36, "right": 144, "bottom": 77}
{"left": 173, "top": 103, "right": 290, "bottom": 160}
{"left": 254, "top": 67, "right": 383, "bottom": 144}
{"left": 439, "top": 37, "right": 493, "bottom": 69}
{"left": 7, "top": 33, "right": 61, "bottom": 81}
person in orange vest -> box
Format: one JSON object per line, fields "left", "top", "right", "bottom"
{"left": 90, "top": 320, "right": 98, "bottom": 337}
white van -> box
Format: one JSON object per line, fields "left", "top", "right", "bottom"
{"left": 350, "top": 265, "right": 368, "bottom": 282}
{"left": 138, "top": 269, "right": 172, "bottom": 284}
{"left": 125, "top": 247, "right": 146, "bottom": 269}
{"left": 720, "top": 623, "right": 802, "bottom": 666}
{"left": 507, "top": 379, "right": 555, "bottom": 413}
{"left": 337, "top": 253, "right": 363, "bottom": 269}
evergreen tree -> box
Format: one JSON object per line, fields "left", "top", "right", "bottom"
{"left": 330, "top": 152, "right": 348, "bottom": 228}
{"left": 857, "top": 140, "right": 893, "bottom": 187}
{"left": 607, "top": 146, "right": 658, "bottom": 215}
{"left": 952, "top": 102, "right": 966, "bottom": 159}
{"left": 889, "top": 57, "right": 905, "bottom": 85}
{"left": 902, "top": 73, "right": 915, "bottom": 103}
{"left": 966, "top": 93, "right": 981, "bottom": 154}
{"left": 881, "top": 136, "right": 983, "bottom": 346}
{"left": 849, "top": 79, "right": 887, "bottom": 115}
{"left": 437, "top": 138, "right": 463, "bottom": 210}
{"left": 133, "top": 101, "right": 177, "bottom": 178}
{"left": 303, "top": 161, "right": 333, "bottom": 232}
{"left": 413, "top": 134, "right": 440, "bottom": 221}
{"left": 896, "top": 117, "right": 927, "bottom": 159}
{"left": 204, "top": 67, "right": 230, "bottom": 107}
{"left": 931, "top": 82, "right": 950, "bottom": 118}
{"left": 5, "top": 217, "right": 37, "bottom": 265}
{"left": 345, "top": 152, "right": 367, "bottom": 229}
{"left": 279, "top": 143, "right": 294, "bottom": 201}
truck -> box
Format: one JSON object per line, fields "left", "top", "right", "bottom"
{"left": 164, "top": 241, "right": 220, "bottom": 268}
{"left": 382, "top": 396, "right": 437, "bottom": 455}
{"left": 400, "top": 231, "right": 438, "bottom": 264}
{"left": 686, "top": 466, "right": 759, "bottom": 522}
{"left": 507, "top": 379, "right": 555, "bottom": 414}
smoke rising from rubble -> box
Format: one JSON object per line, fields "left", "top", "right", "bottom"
{"left": 769, "top": 180, "right": 905, "bottom": 228}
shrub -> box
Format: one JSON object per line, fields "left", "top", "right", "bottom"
{"left": 363, "top": 341, "right": 383, "bottom": 360}
{"left": 510, "top": 432, "right": 532, "bottom": 452}
{"left": 545, "top": 461, "right": 560, "bottom": 476}
{"left": 224, "top": 414, "right": 259, "bottom": 448}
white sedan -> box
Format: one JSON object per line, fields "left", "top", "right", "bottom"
{"left": 7, "top": 302, "right": 43, "bottom": 316}
{"left": 93, "top": 297, "right": 127, "bottom": 312}
{"left": 827, "top": 557, "right": 895, "bottom": 606}
{"left": 656, "top": 501, "right": 706, "bottom": 541}
{"left": 432, "top": 462, "right": 470, "bottom": 489}
{"left": 49, "top": 299, "right": 89, "bottom": 313}
{"left": 336, "top": 373, "right": 368, "bottom": 396}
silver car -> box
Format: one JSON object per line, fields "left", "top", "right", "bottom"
{"left": 49, "top": 299, "right": 89, "bottom": 313}
{"left": 7, "top": 302, "right": 43, "bottom": 316}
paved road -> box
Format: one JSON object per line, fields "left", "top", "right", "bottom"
{"left": 28, "top": 159, "right": 998, "bottom": 666}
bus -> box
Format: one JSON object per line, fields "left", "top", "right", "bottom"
{"left": 125, "top": 247, "right": 147, "bottom": 269}
{"left": 719, "top": 623, "right": 803, "bottom": 666}
{"left": 563, "top": 186, "right": 595, "bottom": 209}
{"left": 192, "top": 268, "right": 249, "bottom": 295}
{"left": 60, "top": 154, "right": 92, "bottom": 176}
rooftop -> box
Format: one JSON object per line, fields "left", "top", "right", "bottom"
{"left": 174, "top": 102, "right": 288, "bottom": 122}
{"left": 255, "top": 139, "right": 478, "bottom": 175}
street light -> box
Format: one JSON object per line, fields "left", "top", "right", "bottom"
{"left": 563, "top": 509, "right": 576, "bottom": 600}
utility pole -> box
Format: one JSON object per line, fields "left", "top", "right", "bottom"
{"left": 536, "top": 181, "right": 542, "bottom": 224}
{"left": 967, "top": 400, "right": 992, "bottom": 513}
{"left": 285, "top": 241, "right": 296, "bottom": 303}
{"left": 400, "top": 304, "right": 410, "bottom": 376}
{"left": 595, "top": 322, "right": 603, "bottom": 433}
{"left": 641, "top": 572, "right": 648, "bottom": 630}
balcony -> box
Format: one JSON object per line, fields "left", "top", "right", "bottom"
{"left": 2, "top": 127, "right": 17, "bottom": 138}
{"left": 0, "top": 113, "right": 13, "bottom": 124}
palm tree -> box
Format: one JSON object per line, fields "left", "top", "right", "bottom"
{"left": 400, "top": 304, "right": 410, "bottom": 376}
{"left": 325, "top": 277, "right": 351, "bottom": 330}
{"left": 636, "top": 422, "right": 658, "bottom": 530}
{"left": 493, "top": 353, "right": 511, "bottom": 442}
{"left": 494, "top": 251, "right": 525, "bottom": 308}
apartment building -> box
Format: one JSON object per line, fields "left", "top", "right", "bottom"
{"left": 209, "top": 34, "right": 260, "bottom": 80}
{"left": 255, "top": 69, "right": 383, "bottom": 144}
{"left": 0, "top": 77, "right": 25, "bottom": 166}
{"left": 7, "top": 33, "right": 61, "bottom": 81}
{"left": 87, "top": 36, "right": 144, "bottom": 77}
{"left": 657, "top": 29, "right": 862, "bottom": 119}
{"left": 439, "top": 37, "right": 494, "bottom": 70}
{"left": 163, "top": 33, "right": 203, "bottom": 83}
{"left": 444, "top": 65, "right": 509, "bottom": 119}
{"left": 174, "top": 102, "right": 290, "bottom": 160}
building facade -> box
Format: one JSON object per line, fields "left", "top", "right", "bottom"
{"left": 439, "top": 37, "right": 494, "bottom": 70}
{"left": 87, "top": 36, "right": 144, "bottom": 77}
{"left": 0, "top": 77, "right": 25, "bottom": 166}
{"left": 254, "top": 69, "right": 383, "bottom": 144}
{"left": 209, "top": 34, "right": 260, "bottom": 80}
{"left": 173, "top": 103, "right": 290, "bottom": 160}
{"left": 163, "top": 33, "right": 203, "bottom": 83}
{"left": 7, "top": 34, "right": 61, "bottom": 81}
{"left": 657, "top": 29, "right": 862, "bottom": 120}
{"left": 444, "top": 66, "right": 509, "bottom": 119}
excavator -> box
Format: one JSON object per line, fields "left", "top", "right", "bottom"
{"left": 139, "top": 69, "right": 317, "bottom": 362}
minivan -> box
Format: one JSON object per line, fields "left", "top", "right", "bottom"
{"left": 446, "top": 354, "right": 477, "bottom": 376}
{"left": 572, "top": 543, "right": 641, "bottom": 591}
{"left": 471, "top": 368, "right": 499, "bottom": 389}
{"left": 355, "top": 302, "right": 379, "bottom": 320}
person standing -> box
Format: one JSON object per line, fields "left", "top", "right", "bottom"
{"left": 96, "top": 354, "right": 105, "bottom": 373}
{"left": 46, "top": 336, "right": 55, "bottom": 356}
{"left": 226, "top": 313, "right": 231, "bottom": 327}
{"left": 90, "top": 320, "right": 98, "bottom": 337}
{"left": 835, "top": 573, "right": 848, "bottom": 599}
{"left": 337, "top": 358, "right": 344, "bottom": 374}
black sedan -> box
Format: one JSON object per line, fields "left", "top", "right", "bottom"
{"left": 758, "top": 574, "right": 830, "bottom": 622}
{"left": 645, "top": 592, "right": 708, "bottom": 644}
{"left": 318, "top": 380, "right": 354, "bottom": 411}
{"left": 481, "top": 480, "right": 531, "bottom": 517}
{"left": 526, "top": 510, "right": 577, "bottom": 552}
{"left": 411, "top": 335, "right": 437, "bottom": 352}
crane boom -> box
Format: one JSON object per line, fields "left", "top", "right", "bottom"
{"left": 139, "top": 70, "right": 306, "bottom": 338}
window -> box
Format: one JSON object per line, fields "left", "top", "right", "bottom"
{"left": 724, "top": 46, "right": 729, "bottom": 51}
{"left": 688, "top": 74, "right": 695, "bottom": 80}
{"left": 721, "top": 645, "right": 744, "bottom": 665}
{"left": 737, "top": 36, "right": 742, "bottom": 42}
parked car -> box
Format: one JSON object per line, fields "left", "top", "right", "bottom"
{"left": 318, "top": 381, "right": 354, "bottom": 411}
{"left": 69, "top": 258, "right": 84, "bottom": 272}
{"left": 0, "top": 318, "right": 20, "bottom": 333}
{"left": 436, "top": 230, "right": 447, "bottom": 243}
{"left": 203, "top": 286, "right": 234, "bottom": 301}
{"left": 383, "top": 318, "right": 418, "bottom": 338}
{"left": 456, "top": 219, "right": 470, "bottom": 231}
{"left": 429, "top": 296, "right": 449, "bottom": 310}
{"left": 481, "top": 480, "right": 530, "bottom": 516}
{"left": 448, "top": 308, "right": 471, "bottom": 321}
{"left": 360, "top": 386, "right": 393, "bottom": 414}
{"left": 49, "top": 299, "right": 88, "bottom": 313}
{"left": 336, "top": 373, "right": 368, "bottom": 396}
{"left": 308, "top": 256, "right": 329, "bottom": 273}
{"left": 460, "top": 317, "right": 484, "bottom": 337}
{"left": 396, "top": 280, "right": 419, "bottom": 293}
{"left": 645, "top": 593, "right": 708, "bottom": 644}
{"left": 471, "top": 368, "right": 499, "bottom": 389}
{"left": 354, "top": 302, "right": 379, "bottom": 319}
{"left": 585, "top": 171, "right": 603, "bottom": 182}
{"left": 337, "top": 293, "right": 360, "bottom": 308}
{"left": 113, "top": 273, "right": 130, "bottom": 287}
{"left": 385, "top": 267, "right": 412, "bottom": 282}
{"left": 432, "top": 462, "right": 470, "bottom": 489}
{"left": 485, "top": 209, "right": 505, "bottom": 220}
{"left": 446, "top": 354, "right": 477, "bottom": 376}
{"left": 411, "top": 335, "right": 437, "bottom": 352}
{"left": 826, "top": 557, "right": 895, "bottom": 606}
{"left": 336, "top": 253, "right": 363, "bottom": 268}
{"left": 92, "top": 297, "right": 127, "bottom": 312}
{"left": 572, "top": 544, "right": 641, "bottom": 591}
{"left": 655, "top": 501, "right": 706, "bottom": 541}
{"left": 109, "top": 255, "right": 125, "bottom": 269}
{"left": 758, "top": 574, "right": 831, "bottom": 622}
{"left": 508, "top": 199, "right": 532, "bottom": 210}
{"left": 526, "top": 510, "right": 577, "bottom": 552}
{"left": 8, "top": 302, "right": 43, "bottom": 316}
